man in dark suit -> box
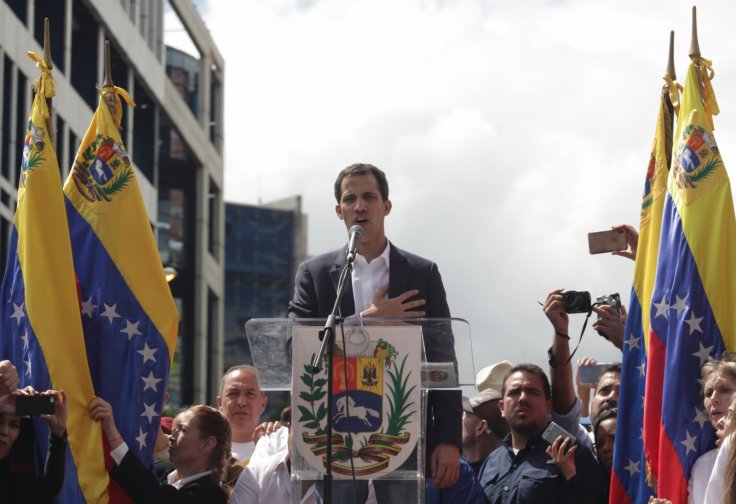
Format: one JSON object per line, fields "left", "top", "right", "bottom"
{"left": 289, "top": 163, "right": 462, "bottom": 500}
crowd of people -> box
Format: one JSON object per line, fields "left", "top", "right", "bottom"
{"left": 0, "top": 163, "right": 734, "bottom": 503}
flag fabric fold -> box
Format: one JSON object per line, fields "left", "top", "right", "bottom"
{"left": 62, "top": 84, "right": 178, "bottom": 501}
{"left": 647, "top": 57, "right": 736, "bottom": 503}
{"left": 610, "top": 80, "right": 673, "bottom": 504}
{"left": 0, "top": 51, "right": 108, "bottom": 503}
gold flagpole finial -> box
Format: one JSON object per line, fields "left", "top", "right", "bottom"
{"left": 689, "top": 6, "right": 701, "bottom": 59}
{"left": 43, "top": 18, "right": 53, "bottom": 70}
{"left": 103, "top": 40, "right": 114, "bottom": 88}
{"left": 666, "top": 30, "right": 676, "bottom": 80}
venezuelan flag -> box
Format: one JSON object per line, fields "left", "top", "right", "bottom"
{"left": 63, "top": 84, "right": 178, "bottom": 501}
{"left": 610, "top": 77, "right": 674, "bottom": 504}
{"left": 648, "top": 56, "right": 736, "bottom": 503}
{"left": 0, "top": 52, "right": 108, "bottom": 502}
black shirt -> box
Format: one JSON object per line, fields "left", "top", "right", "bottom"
{"left": 478, "top": 430, "right": 603, "bottom": 504}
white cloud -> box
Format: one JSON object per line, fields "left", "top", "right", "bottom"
{"left": 197, "top": 0, "right": 736, "bottom": 378}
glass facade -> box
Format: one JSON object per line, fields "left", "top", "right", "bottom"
{"left": 224, "top": 203, "right": 299, "bottom": 370}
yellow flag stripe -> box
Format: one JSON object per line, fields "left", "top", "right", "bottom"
{"left": 19, "top": 65, "right": 108, "bottom": 503}
{"left": 634, "top": 87, "right": 670, "bottom": 353}
{"left": 671, "top": 61, "right": 736, "bottom": 351}
{"left": 63, "top": 92, "right": 178, "bottom": 359}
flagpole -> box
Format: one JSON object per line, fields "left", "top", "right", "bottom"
{"left": 666, "top": 31, "right": 676, "bottom": 82}
{"left": 103, "top": 40, "right": 114, "bottom": 89}
{"left": 664, "top": 30, "right": 676, "bottom": 170}
{"left": 43, "top": 18, "right": 56, "bottom": 152}
{"left": 689, "top": 6, "right": 700, "bottom": 59}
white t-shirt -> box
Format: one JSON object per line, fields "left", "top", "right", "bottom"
{"left": 232, "top": 441, "right": 256, "bottom": 465}
{"left": 688, "top": 447, "right": 718, "bottom": 504}
{"left": 704, "top": 432, "right": 733, "bottom": 504}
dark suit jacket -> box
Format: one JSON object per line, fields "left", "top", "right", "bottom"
{"left": 111, "top": 450, "right": 227, "bottom": 504}
{"left": 288, "top": 243, "right": 462, "bottom": 460}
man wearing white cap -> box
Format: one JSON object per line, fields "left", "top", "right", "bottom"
{"left": 462, "top": 361, "right": 512, "bottom": 475}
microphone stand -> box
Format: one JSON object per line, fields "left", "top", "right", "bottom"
{"left": 311, "top": 255, "right": 354, "bottom": 504}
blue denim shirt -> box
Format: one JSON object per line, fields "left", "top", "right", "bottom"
{"left": 426, "top": 458, "right": 486, "bottom": 504}
{"left": 478, "top": 431, "right": 602, "bottom": 504}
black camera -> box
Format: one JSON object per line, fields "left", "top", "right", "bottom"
{"left": 595, "top": 293, "right": 622, "bottom": 315}
{"left": 562, "top": 291, "right": 592, "bottom": 314}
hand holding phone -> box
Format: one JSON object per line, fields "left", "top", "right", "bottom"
{"left": 588, "top": 229, "right": 627, "bottom": 254}
{"left": 544, "top": 422, "right": 579, "bottom": 479}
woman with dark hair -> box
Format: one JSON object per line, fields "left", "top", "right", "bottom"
{"left": 89, "top": 398, "right": 231, "bottom": 503}
{"left": 0, "top": 388, "right": 68, "bottom": 502}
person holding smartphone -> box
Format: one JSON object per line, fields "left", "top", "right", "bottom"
{"left": 478, "top": 363, "right": 603, "bottom": 504}
{"left": 0, "top": 387, "right": 68, "bottom": 502}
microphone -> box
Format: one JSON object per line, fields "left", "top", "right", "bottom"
{"left": 346, "top": 225, "right": 365, "bottom": 263}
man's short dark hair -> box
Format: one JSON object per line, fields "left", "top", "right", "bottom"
{"left": 592, "top": 406, "right": 617, "bottom": 440}
{"left": 501, "top": 363, "right": 552, "bottom": 400}
{"left": 601, "top": 362, "right": 622, "bottom": 376}
{"left": 334, "top": 163, "right": 389, "bottom": 202}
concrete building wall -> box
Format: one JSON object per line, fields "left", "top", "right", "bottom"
{"left": 0, "top": 0, "right": 224, "bottom": 405}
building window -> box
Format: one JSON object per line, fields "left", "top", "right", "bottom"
{"left": 208, "top": 178, "right": 219, "bottom": 257}
{"left": 33, "top": 0, "right": 66, "bottom": 74}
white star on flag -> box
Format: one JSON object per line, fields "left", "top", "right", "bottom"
{"left": 681, "top": 431, "right": 698, "bottom": 455}
{"left": 653, "top": 296, "right": 670, "bottom": 319}
{"left": 11, "top": 302, "right": 25, "bottom": 325}
{"left": 692, "top": 342, "right": 713, "bottom": 366}
{"left": 625, "top": 333, "right": 640, "bottom": 350}
{"left": 639, "top": 427, "right": 644, "bottom": 441}
{"left": 693, "top": 408, "right": 710, "bottom": 429}
{"left": 141, "top": 402, "right": 159, "bottom": 423}
{"left": 685, "top": 311, "right": 704, "bottom": 335}
{"left": 24, "top": 356, "right": 31, "bottom": 377}
{"left": 20, "top": 331, "right": 29, "bottom": 350}
{"left": 137, "top": 343, "right": 158, "bottom": 363}
{"left": 671, "top": 294, "right": 689, "bottom": 318}
{"left": 121, "top": 320, "right": 142, "bottom": 341}
{"left": 636, "top": 362, "right": 646, "bottom": 377}
{"left": 81, "top": 296, "right": 97, "bottom": 318}
{"left": 142, "top": 371, "right": 162, "bottom": 392}
{"left": 101, "top": 303, "right": 121, "bottom": 324}
{"left": 625, "top": 459, "right": 640, "bottom": 475}
{"left": 136, "top": 428, "right": 147, "bottom": 449}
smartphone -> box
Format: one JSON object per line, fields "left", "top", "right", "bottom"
{"left": 541, "top": 421, "right": 576, "bottom": 449}
{"left": 578, "top": 363, "right": 610, "bottom": 385}
{"left": 15, "top": 395, "right": 56, "bottom": 416}
{"left": 588, "top": 229, "right": 627, "bottom": 254}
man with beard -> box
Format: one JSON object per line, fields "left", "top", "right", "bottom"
{"left": 478, "top": 364, "right": 602, "bottom": 503}
{"left": 543, "top": 289, "right": 621, "bottom": 447}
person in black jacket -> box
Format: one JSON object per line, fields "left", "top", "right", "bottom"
{"left": 90, "top": 398, "right": 231, "bottom": 504}
{"left": 0, "top": 385, "right": 68, "bottom": 503}
{"left": 289, "top": 164, "right": 462, "bottom": 498}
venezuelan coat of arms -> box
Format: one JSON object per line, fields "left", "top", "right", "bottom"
{"left": 292, "top": 325, "right": 422, "bottom": 478}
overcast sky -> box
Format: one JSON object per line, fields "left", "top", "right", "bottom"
{"left": 168, "top": 0, "right": 736, "bottom": 386}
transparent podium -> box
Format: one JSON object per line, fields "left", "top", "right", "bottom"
{"left": 245, "top": 317, "right": 474, "bottom": 503}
